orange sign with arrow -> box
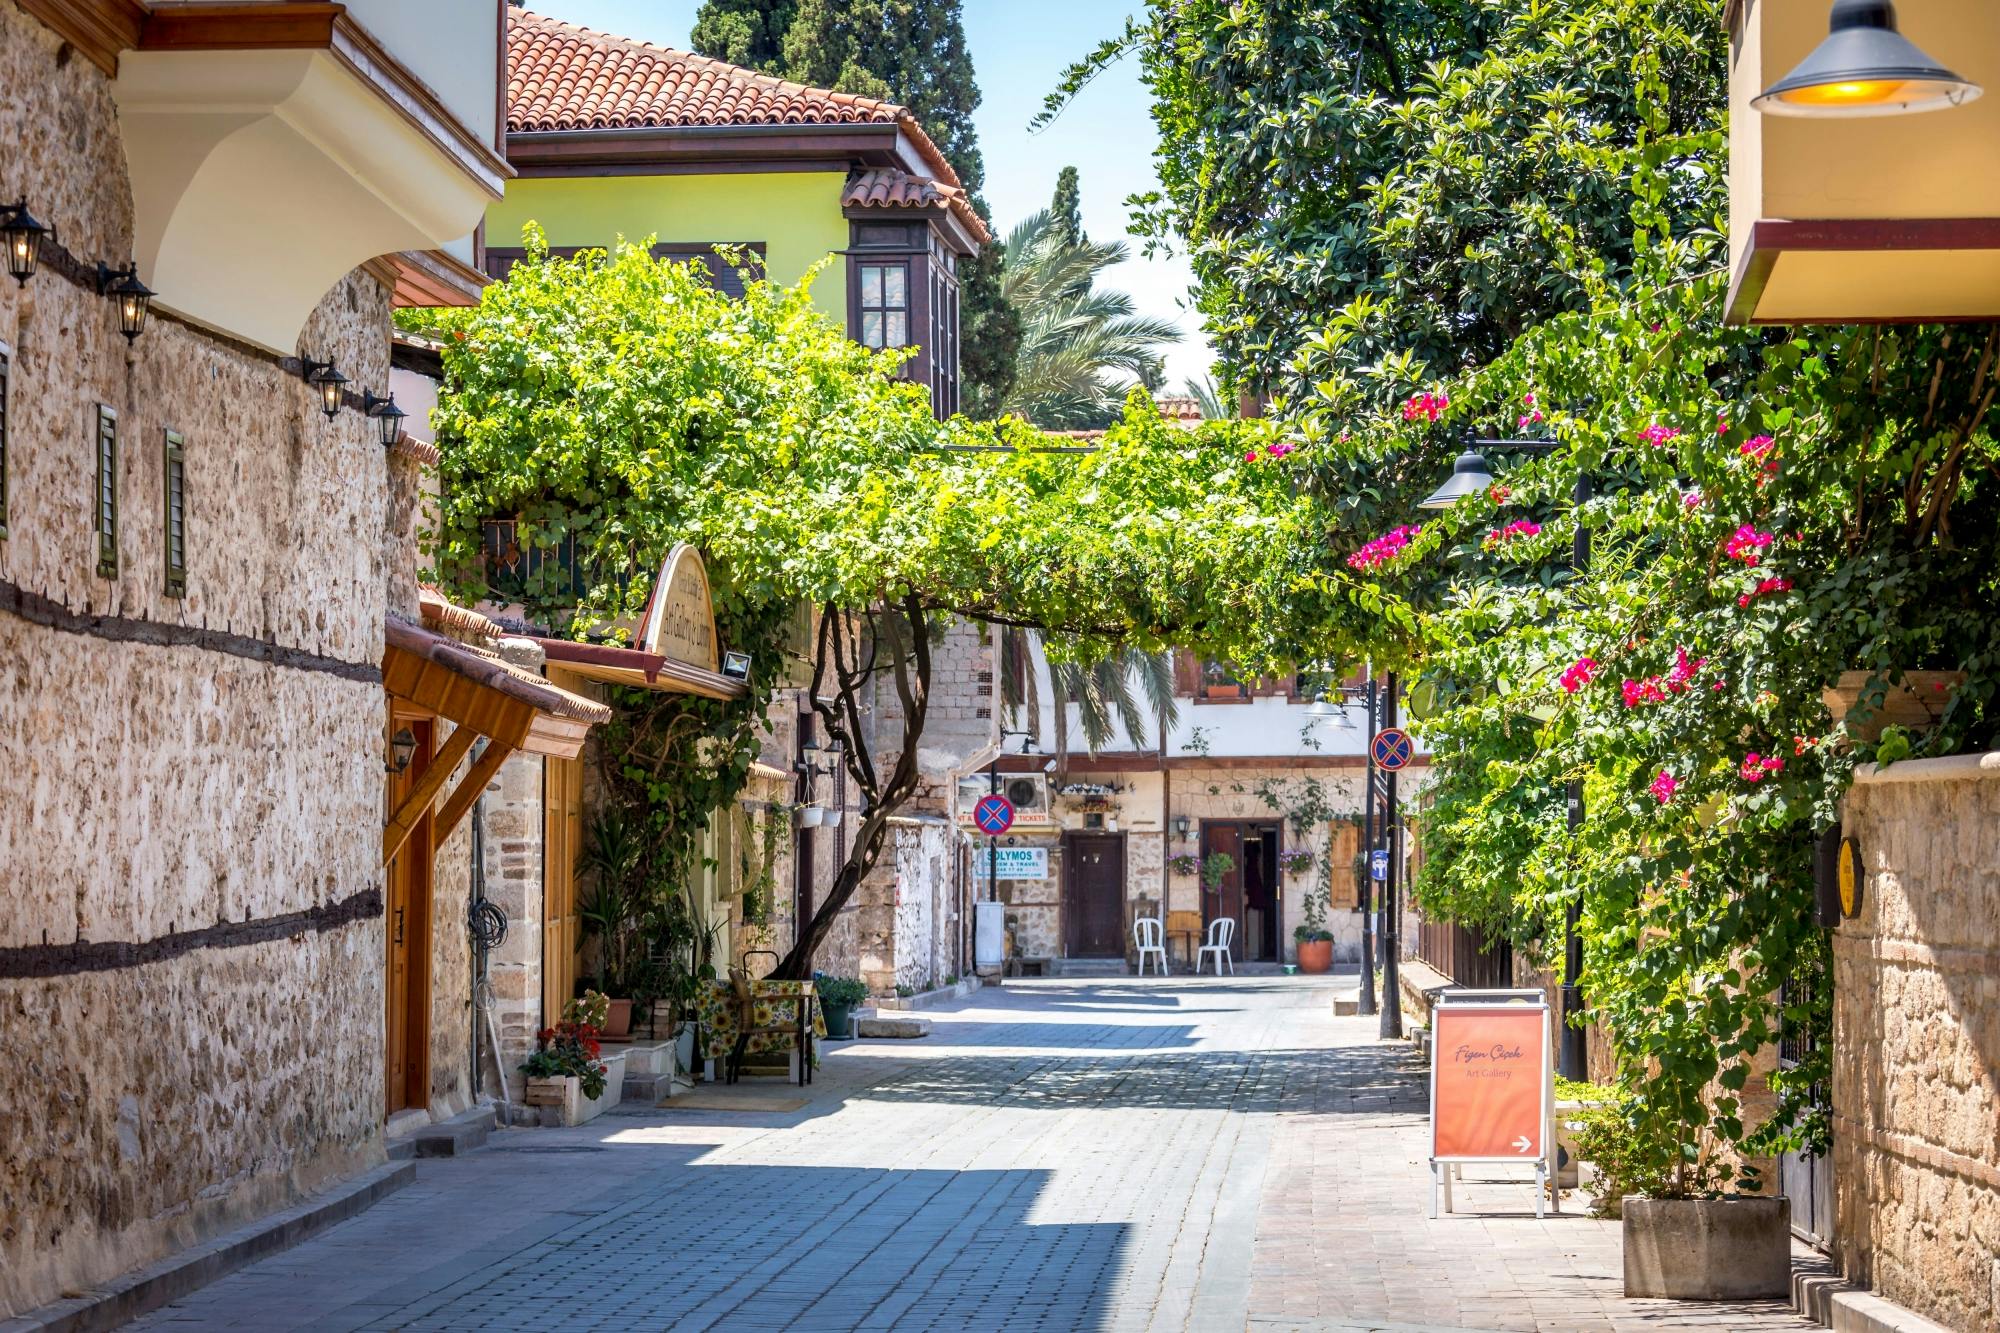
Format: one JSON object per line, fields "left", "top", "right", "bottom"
{"left": 1429, "top": 994, "right": 1554, "bottom": 1218}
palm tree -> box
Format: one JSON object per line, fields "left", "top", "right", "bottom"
{"left": 1000, "top": 629, "right": 1179, "bottom": 775}
{"left": 1182, "top": 374, "right": 1231, "bottom": 421}
{"left": 997, "top": 205, "right": 1182, "bottom": 430}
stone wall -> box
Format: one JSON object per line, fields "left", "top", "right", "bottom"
{"left": 0, "top": 3, "right": 419, "bottom": 1312}
{"left": 1835, "top": 755, "right": 2000, "bottom": 1332}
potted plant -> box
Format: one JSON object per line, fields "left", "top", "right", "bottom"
{"left": 1613, "top": 1088, "right": 1790, "bottom": 1299}
{"left": 1167, "top": 852, "right": 1200, "bottom": 877}
{"left": 1200, "top": 851, "right": 1235, "bottom": 892}
{"left": 1279, "top": 847, "right": 1316, "bottom": 877}
{"left": 815, "top": 973, "right": 868, "bottom": 1039}
{"left": 1292, "top": 864, "right": 1335, "bottom": 973}
{"left": 578, "top": 807, "right": 647, "bottom": 1040}
{"left": 521, "top": 991, "right": 619, "bottom": 1126}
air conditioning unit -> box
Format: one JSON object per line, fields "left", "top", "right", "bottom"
{"left": 1001, "top": 772, "right": 1049, "bottom": 816}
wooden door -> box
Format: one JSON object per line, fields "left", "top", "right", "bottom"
{"left": 385, "top": 718, "right": 435, "bottom": 1117}
{"left": 1202, "top": 822, "right": 1245, "bottom": 935}
{"left": 1064, "top": 834, "right": 1125, "bottom": 957}
{"left": 542, "top": 754, "right": 583, "bottom": 1025}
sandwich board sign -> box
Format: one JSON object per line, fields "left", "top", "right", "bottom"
{"left": 1428, "top": 989, "right": 1555, "bottom": 1219}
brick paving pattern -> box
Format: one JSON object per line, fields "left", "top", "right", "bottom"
{"left": 127, "top": 978, "right": 1812, "bottom": 1332}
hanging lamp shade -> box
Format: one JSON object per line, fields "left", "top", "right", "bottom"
{"left": 1420, "top": 451, "right": 1496, "bottom": 510}
{"left": 1754, "top": 0, "right": 1981, "bottom": 117}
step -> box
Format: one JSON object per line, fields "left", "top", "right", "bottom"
{"left": 1050, "top": 958, "right": 1128, "bottom": 977}
{"left": 1332, "top": 996, "right": 1360, "bottom": 1017}
{"left": 622, "top": 1070, "right": 674, "bottom": 1102}
{"left": 387, "top": 1104, "right": 495, "bottom": 1160}
{"left": 874, "top": 977, "right": 981, "bottom": 1011}
{"left": 610, "top": 1037, "right": 678, "bottom": 1079}
{"left": 855, "top": 1015, "right": 932, "bottom": 1038}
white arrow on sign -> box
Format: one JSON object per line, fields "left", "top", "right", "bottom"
{"left": 1512, "top": 1136, "right": 1534, "bottom": 1154}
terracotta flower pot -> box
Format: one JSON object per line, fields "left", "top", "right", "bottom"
{"left": 602, "top": 997, "right": 633, "bottom": 1041}
{"left": 1296, "top": 938, "right": 1334, "bottom": 974}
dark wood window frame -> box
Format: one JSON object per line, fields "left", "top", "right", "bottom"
{"left": 846, "top": 218, "right": 962, "bottom": 421}
{"left": 0, "top": 340, "right": 10, "bottom": 539}
{"left": 163, "top": 429, "right": 186, "bottom": 597}
{"left": 854, "top": 259, "right": 912, "bottom": 352}
{"left": 95, "top": 404, "right": 119, "bottom": 579}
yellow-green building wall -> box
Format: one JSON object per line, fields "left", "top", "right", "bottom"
{"left": 486, "top": 171, "right": 852, "bottom": 319}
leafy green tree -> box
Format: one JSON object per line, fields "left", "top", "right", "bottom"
{"left": 999, "top": 204, "right": 1181, "bottom": 429}
{"left": 691, "top": 0, "right": 1020, "bottom": 417}
{"left": 688, "top": 0, "right": 796, "bottom": 67}
{"left": 413, "top": 237, "right": 1385, "bottom": 978}
{"left": 1040, "top": 0, "right": 1725, "bottom": 404}
{"left": 1050, "top": 165, "right": 1085, "bottom": 249}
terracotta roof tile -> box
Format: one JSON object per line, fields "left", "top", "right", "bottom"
{"left": 508, "top": 10, "right": 961, "bottom": 189}
{"left": 842, "top": 168, "right": 990, "bottom": 245}
{"left": 1155, "top": 395, "right": 1206, "bottom": 423}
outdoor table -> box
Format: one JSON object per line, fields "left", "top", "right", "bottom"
{"left": 693, "top": 977, "right": 823, "bottom": 1084}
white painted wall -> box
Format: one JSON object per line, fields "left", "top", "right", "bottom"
{"left": 343, "top": 0, "right": 504, "bottom": 150}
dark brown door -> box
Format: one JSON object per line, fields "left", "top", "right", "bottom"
{"left": 1064, "top": 834, "right": 1125, "bottom": 957}
{"left": 1202, "top": 822, "right": 1245, "bottom": 933}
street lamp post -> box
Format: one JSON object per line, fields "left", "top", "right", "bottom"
{"left": 1357, "top": 678, "right": 1378, "bottom": 1018}
{"left": 1377, "top": 672, "right": 1404, "bottom": 1041}
{"left": 1421, "top": 431, "right": 1588, "bottom": 1081}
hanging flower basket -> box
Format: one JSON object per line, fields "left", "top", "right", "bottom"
{"left": 1279, "top": 849, "right": 1316, "bottom": 877}
{"left": 1167, "top": 853, "right": 1200, "bottom": 877}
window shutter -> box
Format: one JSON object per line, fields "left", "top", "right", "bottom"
{"left": 95, "top": 405, "right": 118, "bottom": 578}
{"left": 163, "top": 430, "right": 186, "bottom": 596}
{"left": 1328, "top": 820, "right": 1360, "bottom": 908}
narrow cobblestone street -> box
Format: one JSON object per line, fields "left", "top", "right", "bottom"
{"left": 128, "top": 979, "right": 1812, "bottom": 1332}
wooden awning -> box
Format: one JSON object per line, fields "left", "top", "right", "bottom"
{"left": 536, "top": 639, "right": 746, "bottom": 701}
{"left": 382, "top": 615, "right": 612, "bottom": 864}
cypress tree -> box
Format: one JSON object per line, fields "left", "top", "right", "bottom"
{"left": 1050, "top": 166, "right": 1084, "bottom": 248}
{"left": 688, "top": 0, "right": 798, "bottom": 69}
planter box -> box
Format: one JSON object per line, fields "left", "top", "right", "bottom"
{"left": 1822, "top": 670, "right": 1966, "bottom": 743}
{"left": 524, "top": 1050, "right": 626, "bottom": 1128}
{"left": 1622, "top": 1195, "right": 1789, "bottom": 1299}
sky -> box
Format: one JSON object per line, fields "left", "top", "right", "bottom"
{"left": 523, "top": 1, "right": 1214, "bottom": 390}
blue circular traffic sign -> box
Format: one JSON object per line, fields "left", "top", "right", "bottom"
{"left": 973, "top": 794, "right": 1016, "bottom": 835}
{"left": 1372, "top": 727, "right": 1414, "bottom": 771}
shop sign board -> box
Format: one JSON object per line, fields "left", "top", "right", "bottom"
{"left": 972, "top": 847, "right": 1049, "bottom": 880}
{"left": 1429, "top": 990, "right": 1555, "bottom": 1219}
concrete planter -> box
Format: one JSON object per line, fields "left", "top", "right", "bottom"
{"left": 1622, "top": 1195, "right": 1789, "bottom": 1299}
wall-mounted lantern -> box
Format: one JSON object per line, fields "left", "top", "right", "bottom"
{"left": 95, "top": 262, "right": 153, "bottom": 341}
{"left": 362, "top": 391, "right": 406, "bottom": 447}
{"left": 1171, "top": 814, "right": 1191, "bottom": 841}
{"left": 1754, "top": 0, "right": 1981, "bottom": 117}
{"left": 386, "top": 725, "right": 417, "bottom": 774}
{"left": 301, "top": 356, "right": 347, "bottom": 419}
{"left": 1, "top": 200, "right": 52, "bottom": 286}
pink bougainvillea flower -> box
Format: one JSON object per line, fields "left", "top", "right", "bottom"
{"left": 1665, "top": 646, "right": 1707, "bottom": 692}
{"left": 1560, "top": 657, "right": 1599, "bottom": 694}
{"left": 1402, "top": 392, "right": 1450, "bottom": 423}
{"left": 1346, "top": 525, "right": 1424, "bottom": 571}
{"left": 1650, "top": 770, "right": 1679, "bottom": 804}
{"left": 1244, "top": 450, "right": 1258, "bottom": 463}
{"left": 1739, "top": 752, "right": 1786, "bottom": 783}
{"left": 1740, "top": 434, "right": 1775, "bottom": 459}
{"left": 1717, "top": 412, "right": 1730, "bottom": 436}
{"left": 1683, "top": 488, "right": 1706, "bottom": 508}
{"left": 1483, "top": 519, "right": 1543, "bottom": 550}
{"left": 1725, "top": 525, "right": 1774, "bottom": 565}
{"left": 1622, "top": 677, "right": 1668, "bottom": 708}
{"left": 1640, "top": 424, "right": 1682, "bottom": 448}
{"left": 1737, "top": 576, "right": 1793, "bottom": 609}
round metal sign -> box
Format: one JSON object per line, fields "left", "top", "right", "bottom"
{"left": 1838, "top": 835, "right": 1863, "bottom": 918}
{"left": 973, "top": 794, "right": 1016, "bottom": 835}
{"left": 1372, "top": 727, "right": 1414, "bottom": 771}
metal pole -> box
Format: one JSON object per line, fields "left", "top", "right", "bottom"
{"left": 1559, "top": 470, "right": 1593, "bottom": 1080}
{"left": 987, "top": 757, "right": 1000, "bottom": 906}
{"left": 1379, "top": 673, "right": 1403, "bottom": 1041}
{"left": 1357, "top": 677, "right": 1378, "bottom": 1017}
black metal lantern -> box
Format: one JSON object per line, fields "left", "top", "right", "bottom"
{"left": 1754, "top": 0, "right": 1981, "bottom": 117}
{"left": 362, "top": 390, "right": 406, "bottom": 447}
{"left": 301, "top": 356, "right": 347, "bottom": 419}
{"left": 386, "top": 726, "right": 417, "bottom": 774}
{"left": 0, "top": 200, "right": 52, "bottom": 286}
{"left": 95, "top": 262, "right": 153, "bottom": 341}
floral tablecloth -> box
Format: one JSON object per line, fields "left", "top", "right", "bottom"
{"left": 694, "top": 978, "right": 823, "bottom": 1061}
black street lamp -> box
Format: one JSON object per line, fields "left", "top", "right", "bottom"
{"left": 362, "top": 391, "right": 407, "bottom": 448}
{"left": 1423, "top": 429, "right": 1590, "bottom": 1082}
{"left": 1754, "top": 0, "right": 1980, "bottom": 117}
{"left": 1, "top": 200, "right": 53, "bottom": 286}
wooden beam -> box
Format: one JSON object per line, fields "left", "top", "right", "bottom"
{"left": 17, "top": 0, "right": 146, "bottom": 75}
{"left": 383, "top": 726, "right": 476, "bottom": 866}
{"left": 434, "top": 741, "right": 515, "bottom": 847}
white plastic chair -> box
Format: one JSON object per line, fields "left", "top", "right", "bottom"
{"left": 1133, "top": 916, "right": 1169, "bottom": 976}
{"left": 1196, "top": 917, "right": 1236, "bottom": 975}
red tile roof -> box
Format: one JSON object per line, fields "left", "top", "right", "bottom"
{"left": 842, "top": 168, "right": 989, "bottom": 245}
{"left": 1155, "top": 395, "right": 1206, "bottom": 423}
{"left": 508, "top": 10, "right": 961, "bottom": 190}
